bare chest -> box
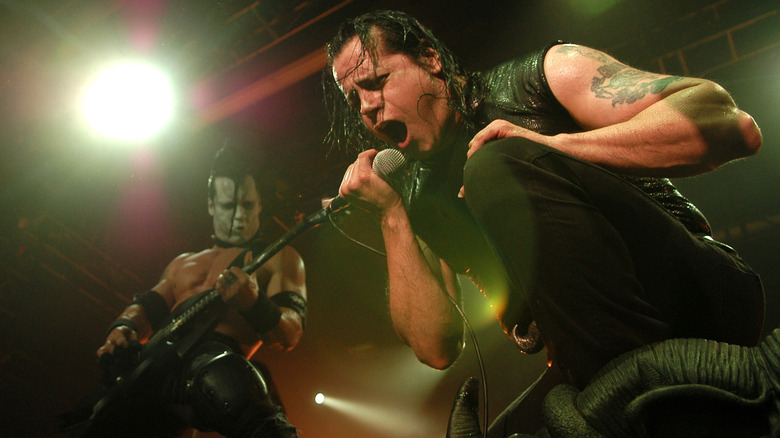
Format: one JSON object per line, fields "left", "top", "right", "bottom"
{"left": 171, "top": 248, "right": 272, "bottom": 306}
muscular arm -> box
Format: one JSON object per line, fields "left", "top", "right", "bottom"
{"left": 544, "top": 43, "right": 761, "bottom": 176}
{"left": 468, "top": 44, "right": 762, "bottom": 178}
{"left": 96, "top": 255, "right": 180, "bottom": 357}
{"left": 216, "top": 245, "right": 307, "bottom": 352}
{"left": 340, "top": 150, "right": 464, "bottom": 369}
{"left": 382, "top": 204, "right": 464, "bottom": 369}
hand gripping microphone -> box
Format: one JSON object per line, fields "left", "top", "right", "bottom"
{"left": 235, "top": 149, "right": 406, "bottom": 287}
{"left": 324, "top": 148, "right": 407, "bottom": 214}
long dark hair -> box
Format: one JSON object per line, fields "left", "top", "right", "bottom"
{"left": 322, "top": 10, "right": 479, "bottom": 155}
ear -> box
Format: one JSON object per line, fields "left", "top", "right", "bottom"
{"left": 422, "top": 46, "right": 443, "bottom": 75}
{"left": 208, "top": 198, "right": 215, "bottom": 216}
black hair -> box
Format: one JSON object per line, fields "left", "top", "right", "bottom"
{"left": 207, "top": 145, "right": 270, "bottom": 204}
{"left": 322, "top": 10, "right": 480, "bottom": 155}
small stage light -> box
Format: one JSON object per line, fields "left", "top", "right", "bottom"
{"left": 314, "top": 393, "right": 325, "bottom": 405}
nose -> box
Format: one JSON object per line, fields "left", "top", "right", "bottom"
{"left": 233, "top": 206, "right": 246, "bottom": 220}
{"left": 359, "top": 90, "right": 381, "bottom": 124}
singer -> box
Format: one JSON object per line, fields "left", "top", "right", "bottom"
{"left": 68, "top": 146, "right": 305, "bottom": 437}
{"left": 322, "top": 10, "right": 765, "bottom": 436}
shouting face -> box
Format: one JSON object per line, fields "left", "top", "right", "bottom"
{"left": 332, "top": 34, "right": 460, "bottom": 160}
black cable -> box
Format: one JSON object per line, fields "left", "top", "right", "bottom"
{"left": 328, "top": 213, "right": 387, "bottom": 257}
{"left": 447, "top": 293, "right": 489, "bottom": 438}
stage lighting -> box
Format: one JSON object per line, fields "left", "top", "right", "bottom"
{"left": 314, "top": 393, "right": 325, "bottom": 405}
{"left": 82, "top": 61, "right": 173, "bottom": 142}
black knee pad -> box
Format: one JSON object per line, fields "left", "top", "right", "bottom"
{"left": 186, "top": 351, "right": 279, "bottom": 435}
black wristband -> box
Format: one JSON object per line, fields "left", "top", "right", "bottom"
{"left": 239, "top": 293, "right": 282, "bottom": 335}
{"left": 270, "top": 291, "right": 307, "bottom": 329}
{"left": 132, "top": 290, "right": 170, "bottom": 331}
{"left": 104, "top": 317, "right": 138, "bottom": 341}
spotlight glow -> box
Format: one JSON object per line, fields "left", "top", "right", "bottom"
{"left": 316, "top": 394, "right": 437, "bottom": 436}
{"left": 82, "top": 62, "right": 173, "bottom": 142}
{"left": 314, "top": 393, "right": 325, "bottom": 405}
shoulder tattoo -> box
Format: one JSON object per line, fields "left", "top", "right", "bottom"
{"left": 554, "top": 45, "right": 683, "bottom": 107}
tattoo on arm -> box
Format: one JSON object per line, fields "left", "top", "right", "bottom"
{"left": 555, "top": 45, "right": 683, "bottom": 107}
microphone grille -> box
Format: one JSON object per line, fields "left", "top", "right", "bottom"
{"left": 372, "top": 148, "right": 406, "bottom": 178}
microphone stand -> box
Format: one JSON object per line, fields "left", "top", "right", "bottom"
{"left": 243, "top": 207, "right": 329, "bottom": 274}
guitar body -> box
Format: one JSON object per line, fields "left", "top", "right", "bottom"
{"left": 63, "top": 301, "right": 223, "bottom": 437}
{"left": 64, "top": 356, "right": 182, "bottom": 437}
{"left": 62, "top": 220, "right": 318, "bottom": 437}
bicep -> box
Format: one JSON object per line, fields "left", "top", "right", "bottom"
{"left": 266, "top": 247, "right": 307, "bottom": 300}
{"left": 151, "top": 255, "right": 188, "bottom": 309}
{"left": 544, "top": 43, "right": 698, "bottom": 130}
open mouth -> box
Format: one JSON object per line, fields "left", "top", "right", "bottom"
{"left": 378, "top": 121, "right": 407, "bottom": 146}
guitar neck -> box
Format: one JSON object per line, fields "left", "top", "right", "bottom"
{"left": 143, "top": 208, "right": 326, "bottom": 352}
{"left": 145, "top": 288, "right": 223, "bottom": 350}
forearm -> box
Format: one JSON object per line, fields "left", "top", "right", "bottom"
{"left": 263, "top": 308, "right": 304, "bottom": 351}
{"left": 554, "top": 81, "right": 762, "bottom": 177}
{"left": 97, "top": 303, "right": 152, "bottom": 356}
{"left": 112, "top": 304, "right": 154, "bottom": 340}
{"left": 381, "top": 204, "right": 463, "bottom": 370}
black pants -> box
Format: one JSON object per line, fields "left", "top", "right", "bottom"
{"left": 99, "top": 334, "right": 297, "bottom": 438}
{"left": 463, "top": 138, "right": 765, "bottom": 389}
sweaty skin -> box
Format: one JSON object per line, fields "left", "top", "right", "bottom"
{"left": 331, "top": 33, "right": 762, "bottom": 370}
{"left": 97, "top": 175, "right": 306, "bottom": 359}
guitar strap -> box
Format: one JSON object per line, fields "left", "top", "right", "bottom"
{"left": 168, "top": 239, "right": 269, "bottom": 320}
{"left": 168, "top": 239, "right": 272, "bottom": 360}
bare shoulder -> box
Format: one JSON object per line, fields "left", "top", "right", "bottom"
{"left": 159, "top": 251, "right": 198, "bottom": 279}
{"left": 542, "top": 43, "right": 634, "bottom": 99}
{"left": 264, "top": 245, "right": 304, "bottom": 273}
{"left": 272, "top": 246, "right": 306, "bottom": 297}
{"left": 543, "top": 43, "right": 692, "bottom": 128}
{"left": 164, "top": 247, "right": 236, "bottom": 285}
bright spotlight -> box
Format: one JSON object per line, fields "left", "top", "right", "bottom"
{"left": 82, "top": 61, "right": 173, "bottom": 142}
{"left": 316, "top": 394, "right": 437, "bottom": 436}
{"left": 314, "top": 393, "right": 325, "bottom": 405}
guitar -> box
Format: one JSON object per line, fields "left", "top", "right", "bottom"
{"left": 62, "top": 208, "right": 330, "bottom": 437}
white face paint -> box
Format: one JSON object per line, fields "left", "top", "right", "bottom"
{"left": 208, "top": 175, "right": 262, "bottom": 245}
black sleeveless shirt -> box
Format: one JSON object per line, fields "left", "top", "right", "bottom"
{"left": 395, "top": 44, "right": 712, "bottom": 336}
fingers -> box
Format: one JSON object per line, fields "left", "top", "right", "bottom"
{"left": 340, "top": 149, "right": 380, "bottom": 197}
{"left": 215, "top": 269, "right": 238, "bottom": 291}
{"left": 339, "top": 163, "right": 356, "bottom": 197}
{"left": 96, "top": 326, "right": 137, "bottom": 357}
{"left": 468, "top": 119, "right": 514, "bottom": 159}
{"left": 462, "top": 120, "right": 527, "bottom": 198}
{"left": 216, "top": 267, "right": 258, "bottom": 310}
{"left": 96, "top": 340, "right": 112, "bottom": 357}
{"left": 461, "top": 122, "right": 502, "bottom": 199}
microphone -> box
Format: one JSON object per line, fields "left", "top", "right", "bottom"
{"left": 324, "top": 148, "right": 406, "bottom": 214}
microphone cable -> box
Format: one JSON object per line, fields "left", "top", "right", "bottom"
{"left": 328, "top": 213, "right": 489, "bottom": 438}
{"left": 328, "top": 212, "right": 387, "bottom": 257}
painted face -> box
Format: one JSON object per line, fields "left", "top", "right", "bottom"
{"left": 332, "top": 35, "right": 459, "bottom": 160}
{"left": 208, "top": 175, "right": 262, "bottom": 246}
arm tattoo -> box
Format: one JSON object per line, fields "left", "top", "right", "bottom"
{"left": 555, "top": 45, "right": 683, "bottom": 107}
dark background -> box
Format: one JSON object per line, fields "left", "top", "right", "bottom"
{"left": 1, "top": 1, "right": 778, "bottom": 437}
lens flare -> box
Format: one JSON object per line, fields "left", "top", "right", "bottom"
{"left": 82, "top": 62, "right": 173, "bottom": 142}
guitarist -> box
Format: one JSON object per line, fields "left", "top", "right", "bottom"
{"left": 94, "top": 146, "right": 307, "bottom": 437}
